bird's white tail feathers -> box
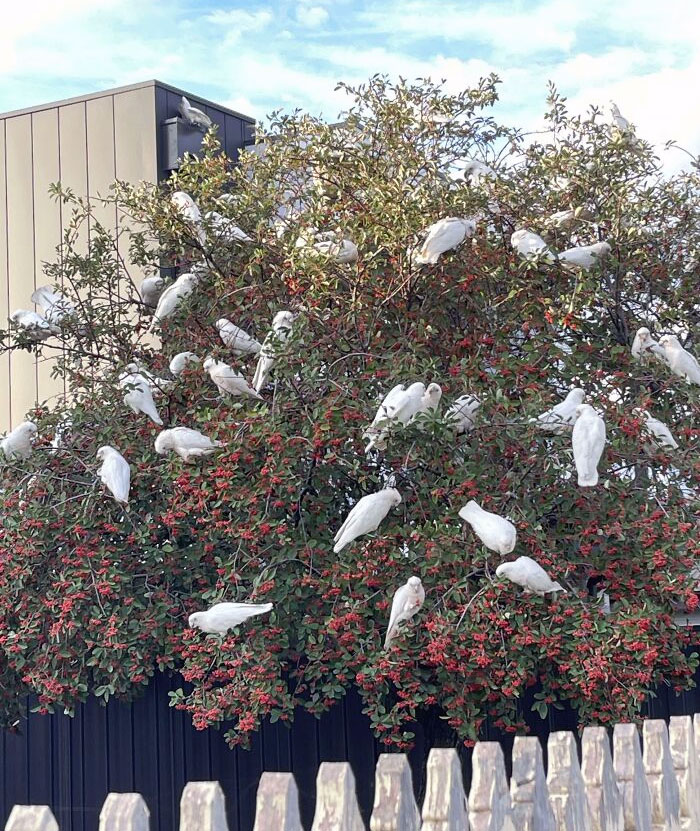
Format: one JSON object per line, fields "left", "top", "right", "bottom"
{"left": 550, "top": 583, "right": 567, "bottom": 594}
{"left": 414, "top": 251, "right": 438, "bottom": 266}
{"left": 577, "top": 472, "right": 599, "bottom": 487}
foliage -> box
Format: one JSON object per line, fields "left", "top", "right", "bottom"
{"left": 0, "top": 76, "right": 698, "bottom": 748}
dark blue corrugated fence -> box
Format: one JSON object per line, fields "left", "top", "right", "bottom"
{"left": 1, "top": 667, "right": 699, "bottom": 831}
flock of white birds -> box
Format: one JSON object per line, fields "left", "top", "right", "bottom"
{"left": 2, "top": 99, "right": 698, "bottom": 645}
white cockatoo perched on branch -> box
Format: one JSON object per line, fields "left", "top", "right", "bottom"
{"left": 414, "top": 384, "right": 442, "bottom": 426}
{"left": 1, "top": 421, "right": 37, "bottom": 461}
{"left": 97, "top": 446, "right": 130, "bottom": 504}
{"left": 252, "top": 310, "right": 295, "bottom": 392}
{"left": 178, "top": 96, "right": 213, "bottom": 132}
{"left": 496, "top": 556, "right": 566, "bottom": 596}
{"left": 532, "top": 388, "right": 585, "bottom": 434}
{"left": 609, "top": 101, "right": 631, "bottom": 133}
{"left": 118, "top": 368, "right": 163, "bottom": 426}
{"left": 384, "top": 577, "right": 425, "bottom": 647}
{"left": 363, "top": 382, "right": 425, "bottom": 453}
{"left": 154, "top": 427, "right": 223, "bottom": 463}
{"left": 658, "top": 335, "right": 700, "bottom": 384}
{"left": 333, "top": 488, "right": 402, "bottom": 553}
{"left": 413, "top": 217, "right": 476, "bottom": 265}
{"left": 544, "top": 209, "right": 576, "bottom": 229}
{"left": 634, "top": 409, "right": 678, "bottom": 450}
{"left": 631, "top": 327, "right": 665, "bottom": 364}
{"left": 148, "top": 272, "right": 198, "bottom": 332}
{"left": 462, "top": 160, "right": 496, "bottom": 187}
{"left": 169, "top": 352, "right": 200, "bottom": 376}
{"left": 445, "top": 394, "right": 480, "bottom": 435}
{"left": 204, "top": 211, "right": 253, "bottom": 244}
{"left": 510, "top": 229, "right": 556, "bottom": 263}
{"left": 31, "top": 285, "right": 76, "bottom": 325}
{"left": 125, "top": 361, "right": 173, "bottom": 395}
{"left": 188, "top": 602, "right": 273, "bottom": 634}
{"left": 171, "top": 192, "right": 205, "bottom": 244}
{"left": 572, "top": 404, "right": 606, "bottom": 487}
{"left": 203, "top": 357, "right": 263, "bottom": 400}
{"left": 139, "top": 276, "right": 165, "bottom": 309}
{"left": 9, "top": 310, "right": 59, "bottom": 341}
{"left": 296, "top": 230, "right": 358, "bottom": 263}
{"left": 50, "top": 415, "right": 72, "bottom": 453}
{"left": 558, "top": 241, "right": 610, "bottom": 271}
{"left": 171, "top": 191, "right": 202, "bottom": 224}
{"left": 458, "top": 500, "right": 516, "bottom": 555}
{"left": 216, "top": 318, "right": 262, "bottom": 355}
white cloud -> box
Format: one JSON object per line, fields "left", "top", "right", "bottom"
{"left": 204, "top": 7, "right": 273, "bottom": 30}
{"left": 551, "top": 48, "right": 652, "bottom": 89}
{"left": 0, "top": 0, "right": 696, "bottom": 171}
{"left": 295, "top": 4, "right": 329, "bottom": 27}
{"left": 566, "top": 56, "right": 700, "bottom": 164}
{"left": 0, "top": 0, "right": 125, "bottom": 74}
{"left": 359, "top": 0, "right": 587, "bottom": 56}
{"left": 224, "top": 94, "right": 259, "bottom": 119}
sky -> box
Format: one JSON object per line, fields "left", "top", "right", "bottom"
{"left": 0, "top": 0, "right": 698, "bottom": 166}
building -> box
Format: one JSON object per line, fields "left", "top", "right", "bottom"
{"left": 0, "top": 80, "right": 255, "bottom": 430}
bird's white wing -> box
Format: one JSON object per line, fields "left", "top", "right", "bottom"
{"left": 333, "top": 493, "right": 389, "bottom": 550}
{"left": 386, "top": 585, "right": 410, "bottom": 637}
{"left": 333, "top": 496, "right": 367, "bottom": 544}
{"left": 172, "top": 428, "right": 213, "bottom": 450}
{"left": 572, "top": 415, "right": 605, "bottom": 485}
{"left": 679, "top": 349, "right": 700, "bottom": 381}
{"left": 369, "top": 384, "right": 406, "bottom": 428}
{"left": 646, "top": 417, "right": 677, "bottom": 447}
{"left": 212, "top": 365, "right": 258, "bottom": 397}
{"left": 31, "top": 286, "right": 74, "bottom": 321}
{"left": 426, "top": 220, "right": 466, "bottom": 251}
{"left": 391, "top": 385, "right": 425, "bottom": 423}
{"left": 219, "top": 322, "right": 262, "bottom": 353}
{"left": 417, "top": 219, "right": 467, "bottom": 263}
{"left": 538, "top": 398, "right": 575, "bottom": 429}
{"left": 519, "top": 559, "right": 554, "bottom": 592}
{"left": 100, "top": 453, "right": 130, "bottom": 503}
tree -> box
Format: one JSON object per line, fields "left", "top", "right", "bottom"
{"left": 0, "top": 76, "right": 698, "bottom": 749}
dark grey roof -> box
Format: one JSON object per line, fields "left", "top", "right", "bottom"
{"left": 0, "top": 80, "right": 255, "bottom": 123}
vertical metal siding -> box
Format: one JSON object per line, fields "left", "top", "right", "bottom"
{"left": 0, "top": 121, "right": 11, "bottom": 428}
{"left": 156, "top": 86, "right": 252, "bottom": 176}
{"left": 0, "top": 88, "right": 161, "bottom": 431}
{"left": 86, "top": 96, "right": 118, "bottom": 235}
{"left": 5, "top": 114, "right": 38, "bottom": 426}
{"left": 113, "top": 88, "right": 157, "bottom": 185}
{"left": 31, "top": 107, "right": 64, "bottom": 406}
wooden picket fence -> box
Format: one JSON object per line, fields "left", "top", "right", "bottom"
{"left": 5, "top": 715, "right": 700, "bottom": 831}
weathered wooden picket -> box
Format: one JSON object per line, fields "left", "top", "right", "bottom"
{"left": 5, "top": 715, "right": 700, "bottom": 831}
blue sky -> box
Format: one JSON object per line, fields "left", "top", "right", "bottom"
{"left": 1, "top": 0, "right": 698, "bottom": 164}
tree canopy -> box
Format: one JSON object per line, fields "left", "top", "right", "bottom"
{"left": 1, "top": 76, "right": 699, "bottom": 749}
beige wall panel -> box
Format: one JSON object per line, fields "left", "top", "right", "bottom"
{"left": 32, "top": 108, "right": 65, "bottom": 408}
{"left": 0, "top": 121, "right": 11, "bottom": 430}
{"left": 113, "top": 87, "right": 157, "bottom": 291}
{"left": 5, "top": 114, "right": 39, "bottom": 426}
{"left": 86, "top": 95, "right": 117, "bottom": 232}
{"left": 57, "top": 100, "right": 90, "bottom": 399}
{"left": 113, "top": 87, "right": 157, "bottom": 184}
{"left": 58, "top": 102, "right": 88, "bottom": 251}
{"left": 86, "top": 95, "right": 123, "bottom": 328}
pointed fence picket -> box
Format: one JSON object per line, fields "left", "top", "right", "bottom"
{"left": 4, "top": 720, "right": 700, "bottom": 831}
